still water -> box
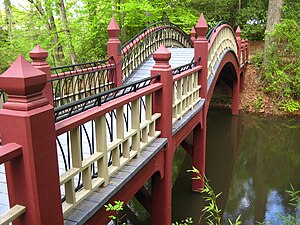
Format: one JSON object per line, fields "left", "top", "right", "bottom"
{"left": 127, "top": 110, "right": 300, "bottom": 224}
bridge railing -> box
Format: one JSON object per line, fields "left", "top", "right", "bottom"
{"left": 172, "top": 61, "right": 202, "bottom": 124}
{"left": 49, "top": 57, "right": 116, "bottom": 108}
{"left": 54, "top": 75, "right": 162, "bottom": 214}
{"left": 207, "top": 24, "right": 238, "bottom": 79}
{"left": 121, "top": 23, "right": 193, "bottom": 81}
{"left": 0, "top": 143, "right": 25, "bottom": 225}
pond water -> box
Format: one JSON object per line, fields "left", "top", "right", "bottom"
{"left": 125, "top": 109, "right": 300, "bottom": 224}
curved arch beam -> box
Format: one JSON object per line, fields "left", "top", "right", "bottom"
{"left": 206, "top": 50, "right": 240, "bottom": 114}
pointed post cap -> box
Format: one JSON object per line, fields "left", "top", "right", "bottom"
{"left": 153, "top": 45, "right": 171, "bottom": 64}
{"left": 30, "top": 45, "right": 48, "bottom": 62}
{"left": 0, "top": 55, "right": 47, "bottom": 96}
{"left": 235, "top": 26, "right": 241, "bottom": 37}
{"left": 195, "top": 13, "right": 208, "bottom": 37}
{"left": 107, "top": 16, "right": 120, "bottom": 38}
{"left": 190, "top": 26, "right": 196, "bottom": 37}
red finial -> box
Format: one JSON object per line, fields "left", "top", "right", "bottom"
{"left": 107, "top": 16, "right": 120, "bottom": 38}
{"left": 195, "top": 13, "right": 208, "bottom": 37}
{"left": 236, "top": 26, "right": 241, "bottom": 37}
{"left": 153, "top": 45, "right": 171, "bottom": 69}
{"left": 153, "top": 45, "right": 171, "bottom": 62}
{"left": 30, "top": 44, "right": 48, "bottom": 62}
{"left": 0, "top": 55, "right": 47, "bottom": 97}
{"left": 190, "top": 26, "right": 196, "bottom": 42}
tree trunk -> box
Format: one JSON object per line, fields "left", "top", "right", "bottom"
{"left": 263, "top": 0, "right": 283, "bottom": 64}
{"left": 4, "top": 0, "right": 13, "bottom": 43}
{"left": 59, "top": 0, "right": 77, "bottom": 64}
{"left": 27, "top": 0, "right": 64, "bottom": 65}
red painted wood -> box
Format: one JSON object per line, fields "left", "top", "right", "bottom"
{"left": 192, "top": 122, "right": 206, "bottom": 191}
{"left": 173, "top": 66, "right": 202, "bottom": 82}
{"left": 107, "top": 17, "right": 122, "bottom": 87}
{"left": 236, "top": 26, "right": 242, "bottom": 63}
{"left": 55, "top": 83, "right": 163, "bottom": 136}
{"left": 84, "top": 149, "right": 165, "bottom": 225}
{"left": 180, "top": 139, "right": 193, "bottom": 157}
{"left": 134, "top": 186, "right": 152, "bottom": 213}
{"left": 0, "top": 143, "right": 22, "bottom": 164}
{"left": 151, "top": 45, "right": 173, "bottom": 225}
{"left": 190, "top": 26, "right": 196, "bottom": 44}
{"left": 173, "top": 110, "right": 203, "bottom": 150}
{"left": 50, "top": 64, "right": 115, "bottom": 79}
{"left": 0, "top": 56, "right": 63, "bottom": 225}
{"left": 194, "top": 13, "right": 208, "bottom": 100}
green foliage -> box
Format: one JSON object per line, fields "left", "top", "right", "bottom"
{"left": 262, "top": 19, "right": 300, "bottom": 112}
{"left": 251, "top": 50, "right": 264, "bottom": 69}
{"left": 236, "top": 0, "right": 268, "bottom": 40}
{"left": 172, "top": 217, "right": 193, "bottom": 225}
{"left": 187, "top": 167, "right": 241, "bottom": 225}
{"left": 104, "top": 200, "right": 125, "bottom": 225}
{"left": 254, "top": 94, "right": 263, "bottom": 111}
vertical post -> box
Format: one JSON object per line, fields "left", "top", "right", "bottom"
{"left": 192, "top": 13, "right": 208, "bottom": 191}
{"left": 241, "top": 39, "right": 245, "bottom": 64}
{"left": 235, "top": 26, "right": 242, "bottom": 64}
{"left": 0, "top": 56, "right": 64, "bottom": 225}
{"left": 194, "top": 13, "right": 208, "bottom": 100}
{"left": 245, "top": 39, "right": 249, "bottom": 62}
{"left": 190, "top": 26, "right": 196, "bottom": 44}
{"left": 150, "top": 45, "right": 173, "bottom": 225}
{"left": 30, "top": 45, "right": 54, "bottom": 106}
{"left": 107, "top": 17, "right": 122, "bottom": 87}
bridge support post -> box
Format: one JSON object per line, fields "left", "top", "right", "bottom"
{"left": 30, "top": 45, "right": 54, "bottom": 106}
{"left": 107, "top": 17, "right": 122, "bottom": 87}
{"left": 236, "top": 26, "right": 242, "bottom": 64}
{"left": 151, "top": 45, "right": 173, "bottom": 225}
{"left": 0, "top": 56, "right": 63, "bottom": 225}
{"left": 192, "top": 13, "right": 209, "bottom": 190}
{"left": 194, "top": 13, "right": 208, "bottom": 100}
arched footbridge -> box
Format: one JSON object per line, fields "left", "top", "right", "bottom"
{"left": 0, "top": 14, "right": 248, "bottom": 225}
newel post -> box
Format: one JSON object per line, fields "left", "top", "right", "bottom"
{"left": 107, "top": 17, "right": 122, "bottom": 87}
{"left": 30, "top": 45, "right": 54, "bottom": 106}
{"left": 245, "top": 39, "right": 249, "bottom": 62}
{"left": 150, "top": 45, "right": 173, "bottom": 225}
{"left": 193, "top": 13, "right": 208, "bottom": 191}
{"left": 241, "top": 39, "right": 246, "bottom": 64}
{"left": 0, "top": 56, "right": 63, "bottom": 225}
{"left": 236, "top": 26, "right": 242, "bottom": 64}
{"left": 190, "top": 26, "right": 196, "bottom": 44}
{"left": 194, "top": 13, "right": 208, "bottom": 100}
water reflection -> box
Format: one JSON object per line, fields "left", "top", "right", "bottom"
{"left": 126, "top": 110, "right": 300, "bottom": 224}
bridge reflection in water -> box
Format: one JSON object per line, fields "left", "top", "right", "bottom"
{"left": 0, "top": 14, "right": 249, "bottom": 225}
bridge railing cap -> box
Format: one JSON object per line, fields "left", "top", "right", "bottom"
{"left": 107, "top": 16, "right": 120, "bottom": 38}
{"left": 235, "top": 26, "right": 241, "bottom": 36}
{"left": 0, "top": 55, "right": 47, "bottom": 98}
{"left": 30, "top": 44, "right": 48, "bottom": 62}
{"left": 195, "top": 13, "right": 208, "bottom": 37}
{"left": 153, "top": 45, "right": 171, "bottom": 62}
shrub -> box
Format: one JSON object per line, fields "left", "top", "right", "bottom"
{"left": 262, "top": 19, "right": 300, "bottom": 112}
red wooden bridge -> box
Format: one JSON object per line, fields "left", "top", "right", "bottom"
{"left": 0, "top": 14, "right": 248, "bottom": 225}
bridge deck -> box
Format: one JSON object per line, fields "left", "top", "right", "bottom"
{"left": 124, "top": 48, "right": 194, "bottom": 84}
{"left": 0, "top": 47, "right": 205, "bottom": 223}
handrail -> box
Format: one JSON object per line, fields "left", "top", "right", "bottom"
{"left": 54, "top": 74, "right": 160, "bottom": 122}
{"left": 122, "top": 22, "right": 192, "bottom": 49}
{"left": 0, "top": 143, "right": 25, "bottom": 225}
{"left": 0, "top": 143, "right": 22, "bottom": 164}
